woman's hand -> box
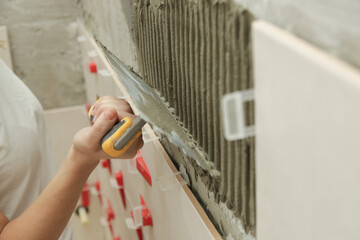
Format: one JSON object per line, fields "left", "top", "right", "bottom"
{"left": 71, "top": 96, "right": 144, "bottom": 169}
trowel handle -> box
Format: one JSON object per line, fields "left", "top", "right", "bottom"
{"left": 101, "top": 116, "right": 145, "bottom": 157}
{"left": 88, "top": 103, "right": 145, "bottom": 157}
{"left": 101, "top": 117, "right": 139, "bottom": 157}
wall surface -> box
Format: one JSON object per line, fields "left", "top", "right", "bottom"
{"left": 81, "top": 0, "right": 139, "bottom": 73}
{"left": 131, "top": 1, "right": 256, "bottom": 238}
{"left": 235, "top": 0, "right": 360, "bottom": 69}
{"left": 79, "top": 0, "right": 359, "bottom": 239}
{"left": 0, "top": 0, "right": 86, "bottom": 109}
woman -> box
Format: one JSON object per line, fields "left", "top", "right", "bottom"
{"left": 0, "top": 58, "right": 143, "bottom": 239}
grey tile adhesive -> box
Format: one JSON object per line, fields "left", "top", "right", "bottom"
{"left": 97, "top": 0, "right": 255, "bottom": 238}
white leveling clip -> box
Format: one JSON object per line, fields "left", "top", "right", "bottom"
{"left": 142, "top": 128, "right": 160, "bottom": 143}
{"left": 125, "top": 205, "right": 144, "bottom": 229}
{"left": 98, "top": 69, "right": 111, "bottom": 77}
{"left": 156, "top": 165, "right": 189, "bottom": 191}
{"left": 87, "top": 50, "right": 98, "bottom": 58}
{"left": 222, "top": 89, "right": 255, "bottom": 141}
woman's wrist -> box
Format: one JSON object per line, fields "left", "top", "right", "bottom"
{"left": 67, "top": 145, "right": 100, "bottom": 174}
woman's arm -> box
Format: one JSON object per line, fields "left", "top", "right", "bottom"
{"left": 0, "top": 97, "right": 143, "bottom": 240}
{"left": 0, "top": 147, "right": 98, "bottom": 240}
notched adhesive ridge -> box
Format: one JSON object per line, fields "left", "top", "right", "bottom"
{"left": 133, "top": 0, "right": 255, "bottom": 236}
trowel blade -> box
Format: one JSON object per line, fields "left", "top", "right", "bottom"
{"left": 97, "top": 42, "right": 216, "bottom": 173}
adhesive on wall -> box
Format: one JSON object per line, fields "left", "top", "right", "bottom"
{"left": 132, "top": 0, "right": 255, "bottom": 236}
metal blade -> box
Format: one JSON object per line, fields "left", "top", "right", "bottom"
{"left": 97, "top": 41, "right": 216, "bottom": 173}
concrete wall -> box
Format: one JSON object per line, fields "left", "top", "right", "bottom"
{"left": 81, "top": 0, "right": 138, "bottom": 73}
{"left": 0, "top": 0, "right": 86, "bottom": 109}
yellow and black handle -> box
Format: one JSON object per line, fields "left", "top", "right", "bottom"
{"left": 88, "top": 101, "right": 146, "bottom": 157}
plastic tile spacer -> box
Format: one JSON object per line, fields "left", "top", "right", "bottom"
{"left": 125, "top": 206, "right": 143, "bottom": 229}
{"left": 106, "top": 200, "right": 115, "bottom": 237}
{"left": 140, "top": 195, "right": 146, "bottom": 206}
{"left": 101, "top": 159, "right": 112, "bottom": 175}
{"left": 127, "top": 151, "right": 152, "bottom": 186}
{"left": 142, "top": 128, "right": 160, "bottom": 143}
{"left": 136, "top": 228, "right": 143, "bottom": 240}
{"left": 98, "top": 69, "right": 111, "bottom": 77}
{"left": 99, "top": 215, "right": 114, "bottom": 237}
{"left": 100, "top": 217, "right": 109, "bottom": 226}
{"left": 221, "top": 89, "right": 255, "bottom": 141}
{"left": 109, "top": 222, "right": 114, "bottom": 237}
{"left": 77, "top": 35, "right": 87, "bottom": 42}
{"left": 87, "top": 50, "right": 98, "bottom": 58}
{"left": 136, "top": 154, "right": 152, "bottom": 186}
{"left": 94, "top": 181, "right": 102, "bottom": 205}
{"left": 89, "top": 61, "right": 97, "bottom": 73}
{"left": 139, "top": 195, "right": 153, "bottom": 226}
{"left": 125, "top": 195, "right": 153, "bottom": 230}
{"left": 109, "top": 170, "right": 126, "bottom": 209}
{"left": 81, "top": 182, "right": 90, "bottom": 207}
{"left": 113, "top": 237, "right": 121, "bottom": 240}
{"left": 156, "top": 165, "right": 189, "bottom": 191}
{"left": 107, "top": 200, "right": 115, "bottom": 222}
{"left": 127, "top": 155, "right": 138, "bottom": 174}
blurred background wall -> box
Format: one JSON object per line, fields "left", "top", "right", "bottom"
{"left": 0, "top": 0, "right": 85, "bottom": 109}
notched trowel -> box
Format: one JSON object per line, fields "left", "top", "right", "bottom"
{"left": 97, "top": 41, "right": 216, "bottom": 174}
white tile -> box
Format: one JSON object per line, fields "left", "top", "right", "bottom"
{"left": 254, "top": 20, "right": 360, "bottom": 240}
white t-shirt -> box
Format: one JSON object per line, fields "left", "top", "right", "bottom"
{"left": 0, "top": 59, "right": 73, "bottom": 239}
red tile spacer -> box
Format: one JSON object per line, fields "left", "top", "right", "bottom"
{"left": 107, "top": 200, "right": 115, "bottom": 222}
{"left": 141, "top": 207, "right": 152, "bottom": 227}
{"left": 94, "top": 181, "right": 103, "bottom": 205}
{"left": 81, "top": 182, "right": 90, "bottom": 207}
{"left": 136, "top": 228, "right": 143, "bottom": 240}
{"left": 109, "top": 222, "right": 114, "bottom": 237}
{"left": 89, "top": 61, "right": 97, "bottom": 73}
{"left": 140, "top": 195, "right": 146, "bottom": 206}
{"left": 113, "top": 237, "right": 121, "bottom": 240}
{"left": 130, "top": 195, "right": 153, "bottom": 228}
{"left": 131, "top": 211, "right": 143, "bottom": 240}
{"left": 136, "top": 155, "right": 152, "bottom": 186}
{"left": 101, "top": 159, "right": 112, "bottom": 175}
{"left": 115, "top": 170, "right": 126, "bottom": 209}
{"left": 139, "top": 195, "right": 153, "bottom": 227}
{"left": 106, "top": 200, "right": 115, "bottom": 237}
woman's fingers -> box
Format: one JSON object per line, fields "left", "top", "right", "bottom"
{"left": 86, "top": 96, "right": 144, "bottom": 159}
{"left": 91, "top": 97, "right": 134, "bottom": 123}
